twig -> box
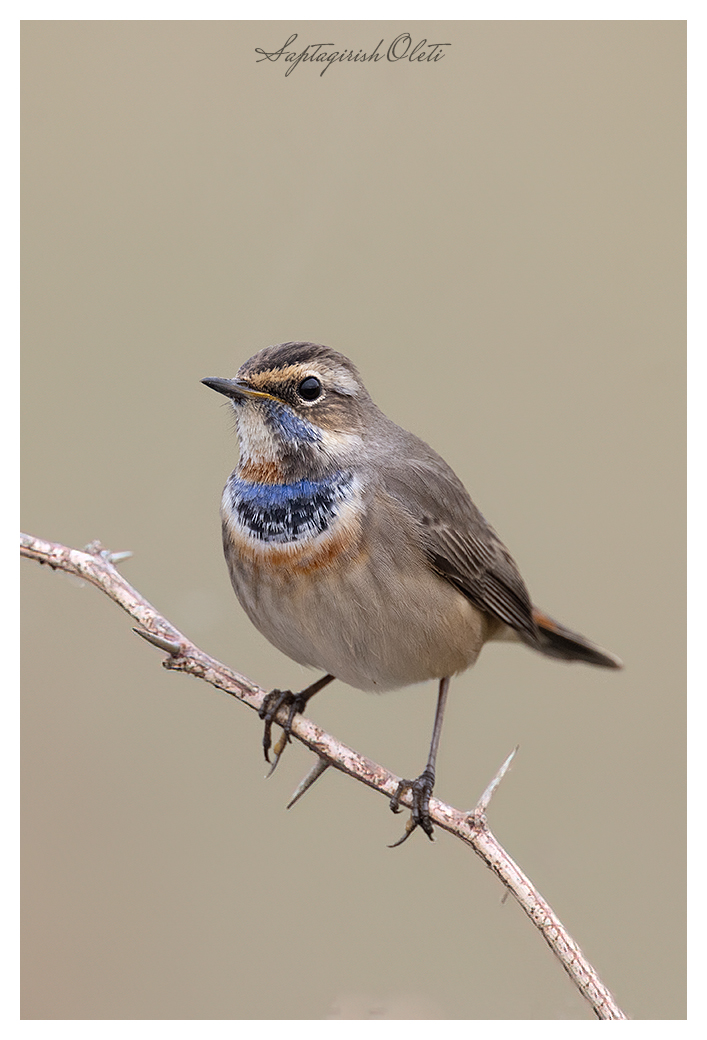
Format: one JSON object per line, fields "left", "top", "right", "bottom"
{"left": 20, "top": 532, "right": 627, "bottom": 1020}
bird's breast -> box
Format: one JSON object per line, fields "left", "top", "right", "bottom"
{"left": 221, "top": 469, "right": 366, "bottom": 573}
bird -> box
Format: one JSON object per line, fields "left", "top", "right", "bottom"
{"left": 202, "top": 341, "right": 622, "bottom": 844}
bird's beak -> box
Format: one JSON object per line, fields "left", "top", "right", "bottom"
{"left": 201, "top": 377, "right": 272, "bottom": 401}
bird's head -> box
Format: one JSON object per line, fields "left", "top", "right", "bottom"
{"left": 203, "top": 342, "right": 376, "bottom": 481}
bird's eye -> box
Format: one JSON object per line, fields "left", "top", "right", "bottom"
{"left": 298, "top": 376, "right": 322, "bottom": 402}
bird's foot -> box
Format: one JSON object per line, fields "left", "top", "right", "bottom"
{"left": 257, "top": 674, "right": 334, "bottom": 776}
{"left": 388, "top": 767, "right": 436, "bottom": 847}
{"left": 258, "top": 689, "right": 308, "bottom": 772}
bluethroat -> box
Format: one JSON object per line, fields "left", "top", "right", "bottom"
{"left": 203, "top": 342, "right": 621, "bottom": 844}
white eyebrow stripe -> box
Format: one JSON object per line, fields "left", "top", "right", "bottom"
{"left": 326, "top": 367, "right": 359, "bottom": 396}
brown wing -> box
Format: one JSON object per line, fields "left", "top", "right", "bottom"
{"left": 377, "top": 449, "right": 540, "bottom": 645}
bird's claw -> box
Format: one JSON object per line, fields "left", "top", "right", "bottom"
{"left": 388, "top": 767, "right": 436, "bottom": 847}
{"left": 258, "top": 689, "right": 307, "bottom": 770}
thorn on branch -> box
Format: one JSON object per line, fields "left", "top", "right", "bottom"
{"left": 467, "top": 745, "right": 519, "bottom": 828}
{"left": 133, "top": 627, "right": 184, "bottom": 656}
{"left": 83, "top": 539, "right": 132, "bottom": 565}
{"left": 107, "top": 550, "right": 133, "bottom": 564}
{"left": 286, "top": 757, "right": 330, "bottom": 809}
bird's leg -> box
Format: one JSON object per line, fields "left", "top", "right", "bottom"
{"left": 259, "top": 673, "right": 335, "bottom": 769}
{"left": 389, "top": 676, "right": 450, "bottom": 846}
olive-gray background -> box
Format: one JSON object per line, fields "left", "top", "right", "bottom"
{"left": 21, "top": 21, "right": 685, "bottom": 1020}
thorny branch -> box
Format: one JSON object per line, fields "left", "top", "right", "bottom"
{"left": 20, "top": 532, "right": 627, "bottom": 1021}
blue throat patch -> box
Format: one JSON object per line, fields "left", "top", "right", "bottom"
{"left": 227, "top": 471, "right": 354, "bottom": 543}
{"left": 264, "top": 401, "right": 321, "bottom": 444}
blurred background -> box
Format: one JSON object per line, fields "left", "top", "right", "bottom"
{"left": 21, "top": 21, "right": 685, "bottom": 1020}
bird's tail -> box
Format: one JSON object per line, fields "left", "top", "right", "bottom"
{"left": 530, "top": 607, "right": 623, "bottom": 669}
